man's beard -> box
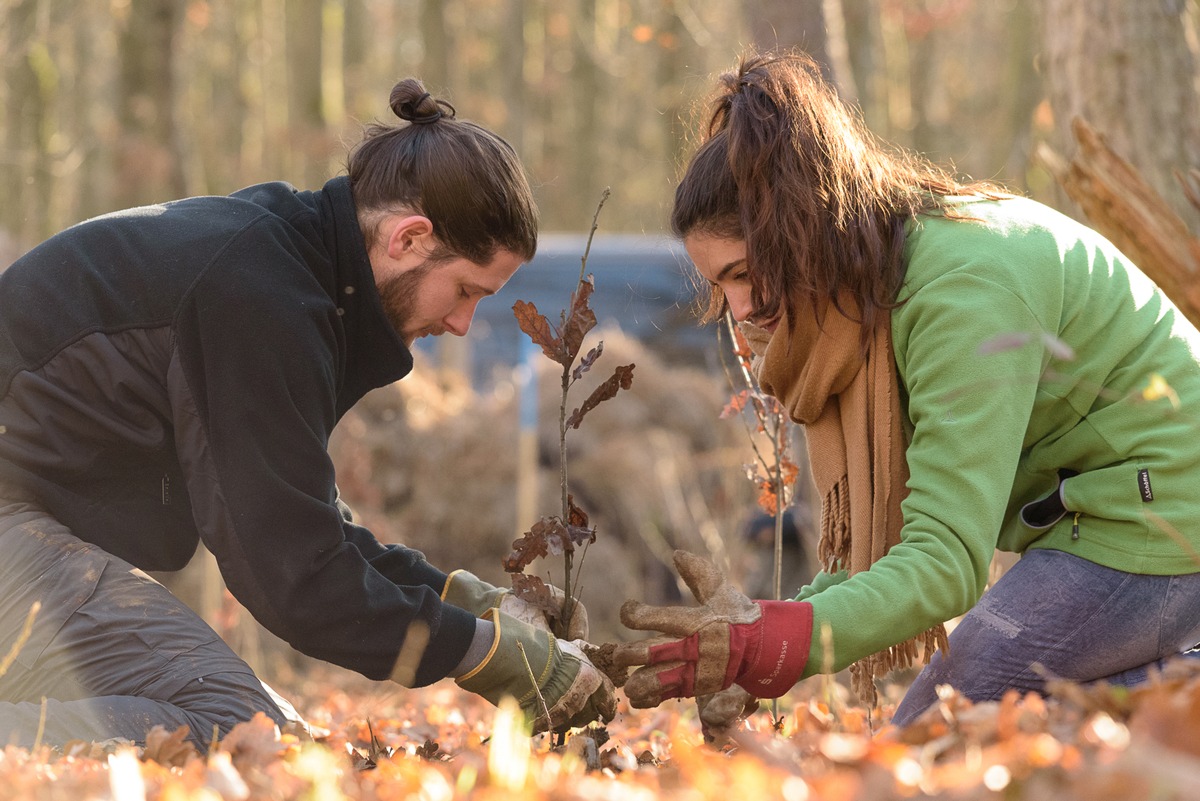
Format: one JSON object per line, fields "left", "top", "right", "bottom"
{"left": 376, "top": 259, "right": 436, "bottom": 345}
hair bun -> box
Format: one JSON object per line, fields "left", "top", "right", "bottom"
{"left": 390, "top": 79, "right": 456, "bottom": 125}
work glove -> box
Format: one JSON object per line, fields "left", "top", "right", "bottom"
{"left": 456, "top": 608, "right": 617, "bottom": 734}
{"left": 697, "top": 685, "right": 760, "bottom": 745}
{"left": 442, "top": 569, "right": 589, "bottom": 640}
{"left": 610, "top": 550, "right": 813, "bottom": 707}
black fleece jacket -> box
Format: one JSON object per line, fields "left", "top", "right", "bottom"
{"left": 0, "top": 177, "right": 475, "bottom": 685}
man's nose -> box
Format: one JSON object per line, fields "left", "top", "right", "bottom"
{"left": 444, "top": 300, "right": 479, "bottom": 336}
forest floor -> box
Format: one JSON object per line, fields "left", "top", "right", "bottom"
{"left": 3, "top": 656, "right": 1200, "bottom": 800}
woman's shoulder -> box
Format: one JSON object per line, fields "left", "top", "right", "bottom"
{"left": 901, "top": 195, "right": 1086, "bottom": 298}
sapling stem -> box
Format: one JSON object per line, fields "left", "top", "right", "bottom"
{"left": 557, "top": 188, "right": 610, "bottom": 638}
{"left": 718, "top": 313, "right": 795, "bottom": 726}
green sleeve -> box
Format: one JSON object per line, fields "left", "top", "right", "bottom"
{"left": 803, "top": 272, "right": 1048, "bottom": 676}
{"left": 793, "top": 568, "right": 848, "bottom": 601}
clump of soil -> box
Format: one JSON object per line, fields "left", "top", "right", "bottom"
{"left": 583, "top": 642, "right": 629, "bottom": 688}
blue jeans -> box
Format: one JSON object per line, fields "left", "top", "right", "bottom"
{"left": 891, "top": 548, "right": 1200, "bottom": 726}
{"left": 0, "top": 500, "right": 292, "bottom": 749}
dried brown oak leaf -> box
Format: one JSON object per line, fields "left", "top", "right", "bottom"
{"left": 219, "top": 712, "right": 286, "bottom": 772}
{"left": 561, "top": 278, "right": 598, "bottom": 363}
{"left": 573, "top": 342, "right": 604, "bottom": 380}
{"left": 510, "top": 573, "right": 560, "bottom": 617}
{"left": 503, "top": 517, "right": 558, "bottom": 572}
{"left": 566, "top": 363, "right": 635, "bottom": 429}
{"left": 142, "top": 724, "right": 199, "bottom": 767}
{"left": 565, "top": 494, "right": 596, "bottom": 548}
{"left": 513, "top": 300, "right": 564, "bottom": 365}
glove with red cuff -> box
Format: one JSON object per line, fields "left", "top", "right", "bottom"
{"left": 698, "top": 685, "right": 760, "bottom": 745}
{"left": 609, "top": 550, "right": 813, "bottom": 707}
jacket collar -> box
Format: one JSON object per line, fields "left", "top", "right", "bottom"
{"left": 319, "top": 176, "right": 414, "bottom": 416}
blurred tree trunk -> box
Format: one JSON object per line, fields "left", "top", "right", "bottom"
{"left": 657, "top": 0, "right": 688, "bottom": 173}
{"left": 1041, "top": 0, "right": 1200, "bottom": 231}
{"left": 4, "top": 0, "right": 56, "bottom": 243}
{"left": 421, "top": 0, "right": 451, "bottom": 89}
{"left": 502, "top": 0, "right": 530, "bottom": 156}
{"left": 116, "top": 0, "right": 185, "bottom": 208}
{"left": 994, "top": 0, "right": 1041, "bottom": 185}
{"left": 839, "top": 0, "right": 885, "bottom": 129}
{"left": 906, "top": 0, "right": 1039, "bottom": 182}
{"left": 68, "top": 6, "right": 110, "bottom": 227}
{"left": 747, "top": 0, "right": 834, "bottom": 82}
{"left": 343, "top": 0, "right": 371, "bottom": 119}
{"left": 570, "top": 0, "right": 602, "bottom": 225}
{"left": 285, "top": 0, "right": 327, "bottom": 187}
{"left": 186, "top": 1, "right": 249, "bottom": 196}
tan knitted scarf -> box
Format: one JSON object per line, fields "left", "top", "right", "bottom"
{"left": 741, "top": 300, "right": 947, "bottom": 705}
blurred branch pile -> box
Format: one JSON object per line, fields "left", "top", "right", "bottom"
{"left": 1039, "top": 117, "right": 1200, "bottom": 328}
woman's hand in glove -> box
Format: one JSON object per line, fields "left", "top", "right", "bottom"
{"left": 697, "top": 685, "right": 759, "bottom": 745}
{"left": 609, "top": 550, "right": 813, "bottom": 707}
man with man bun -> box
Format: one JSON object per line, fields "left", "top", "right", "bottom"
{"left": 0, "top": 79, "right": 614, "bottom": 748}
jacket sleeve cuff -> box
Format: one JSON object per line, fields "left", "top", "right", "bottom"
{"left": 405, "top": 601, "right": 479, "bottom": 687}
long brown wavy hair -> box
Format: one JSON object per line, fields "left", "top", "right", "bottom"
{"left": 672, "top": 51, "right": 1006, "bottom": 340}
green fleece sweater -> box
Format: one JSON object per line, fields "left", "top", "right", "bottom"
{"left": 797, "top": 196, "right": 1200, "bottom": 677}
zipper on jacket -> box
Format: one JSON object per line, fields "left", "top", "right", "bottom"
{"left": 1071, "top": 512, "right": 1080, "bottom": 541}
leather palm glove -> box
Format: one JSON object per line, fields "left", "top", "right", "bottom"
{"left": 610, "top": 550, "right": 813, "bottom": 707}
{"left": 697, "top": 685, "right": 760, "bottom": 745}
{"left": 442, "top": 569, "right": 589, "bottom": 640}
{"left": 456, "top": 608, "right": 616, "bottom": 734}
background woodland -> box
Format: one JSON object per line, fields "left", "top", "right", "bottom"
{"left": 3, "top": 0, "right": 1198, "bottom": 254}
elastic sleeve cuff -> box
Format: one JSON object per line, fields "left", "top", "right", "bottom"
{"left": 409, "top": 601, "right": 478, "bottom": 687}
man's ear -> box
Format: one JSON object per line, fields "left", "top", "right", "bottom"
{"left": 383, "top": 215, "right": 435, "bottom": 261}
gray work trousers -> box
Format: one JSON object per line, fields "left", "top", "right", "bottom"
{"left": 0, "top": 499, "right": 290, "bottom": 750}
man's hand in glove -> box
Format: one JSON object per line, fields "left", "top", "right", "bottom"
{"left": 610, "top": 550, "right": 813, "bottom": 707}
{"left": 456, "top": 609, "right": 616, "bottom": 734}
{"left": 442, "top": 569, "right": 588, "bottom": 640}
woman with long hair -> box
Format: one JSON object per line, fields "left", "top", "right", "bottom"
{"left": 611, "top": 51, "right": 1200, "bottom": 730}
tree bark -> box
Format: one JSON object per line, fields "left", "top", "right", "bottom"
{"left": 4, "top": 0, "right": 56, "bottom": 243}
{"left": 569, "top": 0, "right": 602, "bottom": 225}
{"left": 1041, "top": 0, "right": 1200, "bottom": 231}
{"left": 421, "top": 0, "right": 451, "bottom": 90}
{"left": 501, "top": 0, "right": 529, "bottom": 156}
{"left": 285, "top": 0, "right": 327, "bottom": 187}
{"left": 747, "top": 0, "right": 835, "bottom": 83}
{"left": 343, "top": 0, "right": 371, "bottom": 119}
{"left": 116, "top": 0, "right": 185, "bottom": 208}
{"left": 839, "top": 0, "right": 885, "bottom": 128}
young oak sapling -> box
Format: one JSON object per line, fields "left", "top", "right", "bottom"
{"left": 503, "top": 189, "right": 635, "bottom": 642}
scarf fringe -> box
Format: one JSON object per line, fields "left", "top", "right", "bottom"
{"left": 821, "top": 476, "right": 950, "bottom": 707}
{"left": 850, "top": 624, "right": 949, "bottom": 706}
{"left": 818, "top": 475, "right": 851, "bottom": 573}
